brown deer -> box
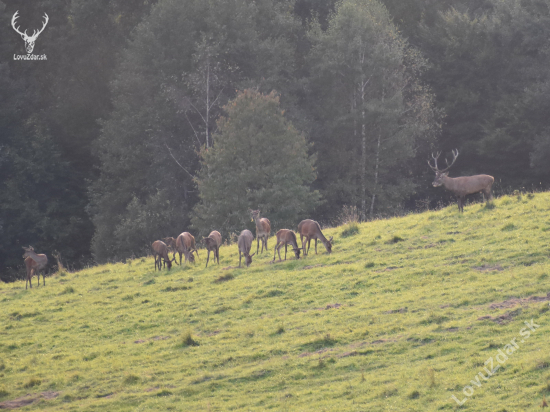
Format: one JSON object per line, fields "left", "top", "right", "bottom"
{"left": 237, "top": 230, "right": 256, "bottom": 267}
{"left": 298, "top": 220, "right": 333, "bottom": 256}
{"left": 176, "top": 232, "right": 199, "bottom": 265}
{"left": 202, "top": 230, "right": 222, "bottom": 268}
{"left": 151, "top": 240, "right": 172, "bottom": 271}
{"left": 22, "top": 246, "right": 48, "bottom": 289}
{"left": 428, "top": 149, "right": 494, "bottom": 213}
{"left": 162, "top": 237, "right": 178, "bottom": 261}
{"left": 249, "top": 209, "right": 271, "bottom": 254}
{"left": 273, "top": 229, "right": 301, "bottom": 262}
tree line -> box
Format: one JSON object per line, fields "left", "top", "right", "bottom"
{"left": 1, "top": 0, "right": 549, "bottom": 280}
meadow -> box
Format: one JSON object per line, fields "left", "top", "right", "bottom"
{"left": 1, "top": 193, "right": 549, "bottom": 411}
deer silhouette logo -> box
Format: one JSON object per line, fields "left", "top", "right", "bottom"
{"left": 11, "top": 11, "right": 49, "bottom": 54}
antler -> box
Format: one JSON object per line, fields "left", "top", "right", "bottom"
{"left": 427, "top": 151, "right": 441, "bottom": 171}
{"left": 428, "top": 149, "right": 459, "bottom": 173}
{"left": 27, "top": 13, "right": 49, "bottom": 41}
{"left": 11, "top": 10, "right": 26, "bottom": 37}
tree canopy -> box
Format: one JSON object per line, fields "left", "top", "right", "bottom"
{"left": 2, "top": 0, "right": 550, "bottom": 277}
{"left": 192, "top": 89, "right": 320, "bottom": 238}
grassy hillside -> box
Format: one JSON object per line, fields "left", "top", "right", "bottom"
{"left": 1, "top": 193, "right": 550, "bottom": 411}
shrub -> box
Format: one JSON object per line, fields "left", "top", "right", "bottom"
{"left": 341, "top": 222, "right": 360, "bottom": 238}
{"left": 214, "top": 273, "right": 234, "bottom": 283}
{"left": 387, "top": 235, "right": 404, "bottom": 244}
{"left": 23, "top": 377, "right": 41, "bottom": 388}
{"left": 123, "top": 374, "right": 140, "bottom": 385}
{"left": 179, "top": 332, "right": 199, "bottom": 347}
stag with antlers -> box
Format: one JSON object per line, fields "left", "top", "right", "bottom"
{"left": 428, "top": 149, "right": 494, "bottom": 213}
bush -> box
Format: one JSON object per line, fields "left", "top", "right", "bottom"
{"left": 341, "top": 222, "right": 360, "bottom": 238}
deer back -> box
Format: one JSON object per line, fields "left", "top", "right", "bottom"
{"left": 442, "top": 174, "right": 495, "bottom": 197}
{"left": 277, "top": 229, "right": 298, "bottom": 247}
{"left": 238, "top": 230, "right": 254, "bottom": 254}
{"left": 22, "top": 246, "right": 48, "bottom": 269}
{"left": 152, "top": 240, "right": 169, "bottom": 257}
{"left": 209, "top": 231, "right": 222, "bottom": 247}
{"left": 176, "top": 232, "right": 195, "bottom": 252}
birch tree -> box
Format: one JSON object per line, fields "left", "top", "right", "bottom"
{"left": 308, "top": 0, "right": 440, "bottom": 220}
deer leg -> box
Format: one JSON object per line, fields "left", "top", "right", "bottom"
{"left": 315, "top": 239, "right": 318, "bottom": 254}
{"left": 264, "top": 236, "right": 268, "bottom": 254}
{"left": 205, "top": 250, "right": 210, "bottom": 268}
{"left": 216, "top": 247, "right": 220, "bottom": 265}
{"left": 239, "top": 251, "right": 242, "bottom": 268}
{"left": 256, "top": 237, "right": 260, "bottom": 255}
{"left": 284, "top": 244, "right": 287, "bottom": 260}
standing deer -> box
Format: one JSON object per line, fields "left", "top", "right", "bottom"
{"left": 237, "top": 230, "right": 256, "bottom": 267}
{"left": 162, "top": 237, "right": 178, "bottom": 262}
{"left": 151, "top": 240, "right": 172, "bottom": 271}
{"left": 273, "top": 229, "right": 301, "bottom": 262}
{"left": 249, "top": 209, "right": 271, "bottom": 255}
{"left": 202, "top": 230, "right": 222, "bottom": 268}
{"left": 176, "top": 232, "right": 199, "bottom": 265}
{"left": 22, "top": 246, "right": 48, "bottom": 289}
{"left": 428, "top": 149, "right": 494, "bottom": 213}
{"left": 297, "top": 219, "right": 333, "bottom": 256}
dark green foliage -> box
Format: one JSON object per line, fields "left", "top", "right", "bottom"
{"left": 214, "top": 273, "right": 234, "bottom": 283}
{"left": 408, "top": 390, "right": 420, "bottom": 399}
{"left": 3, "top": 0, "right": 550, "bottom": 276}
{"left": 180, "top": 332, "right": 200, "bottom": 347}
{"left": 306, "top": 0, "right": 441, "bottom": 220}
{"left": 90, "top": 0, "right": 300, "bottom": 262}
{"left": 192, "top": 90, "right": 320, "bottom": 237}
{"left": 301, "top": 334, "right": 338, "bottom": 352}
{"left": 23, "top": 377, "right": 41, "bottom": 389}
{"left": 123, "top": 374, "right": 140, "bottom": 385}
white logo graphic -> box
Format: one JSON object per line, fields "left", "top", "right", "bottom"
{"left": 11, "top": 10, "right": 49, "bottom": 55}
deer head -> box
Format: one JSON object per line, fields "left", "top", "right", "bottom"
{"left": 244, "top": 251, "right": 256, "bottom": 267}
{"left": 12, "top": 11, "right": 49, "bottom": 54}
{"left": 326, "top": 236, "right": 333, "bottom": 253}
{"left": 428, "top": 149, "right": 459, "bottom": 187}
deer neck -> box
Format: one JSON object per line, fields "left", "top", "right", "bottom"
{"left": 253, "top": 216, "right": 263, "bottom": 230}
{"left": 25, "top": 250, "right": 46, "bottom": 265}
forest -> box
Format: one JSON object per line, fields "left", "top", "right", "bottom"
{"left": 1, "top": 0, "right": 550, "bottom": 281}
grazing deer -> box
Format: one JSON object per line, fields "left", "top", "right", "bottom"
{"left": 176, "top": 232, "right": 199, "bottom": 265}
{"left": 162, "top": 237, "right": 178, "bottom": 262}
{"left": 273, "top": 229, "right": 301, "bottom": 262}
{"left": 151, "top": 240, "right": 172, "bottom": 271}
{"left": 428, "top": 149, "right": 494, "bottom": 213}
{"left": 202, "top": 230, "right": 222, "bottom": 268}
{"left": 22, "top": 246, "right": 48, "bottom": 289}
{"left": 297, "top": 219, "right": 333, "bottom": 256}
{"left": 249, "top": 209, "right": 271, "bottom": 254}
{"left": 237, "top": 230, "right": 256, "bottom": 267}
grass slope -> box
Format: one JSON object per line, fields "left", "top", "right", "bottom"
{"left": 1, "top": 193, "right": 550, "bottom": 411}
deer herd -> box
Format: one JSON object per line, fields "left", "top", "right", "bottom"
{"left": 149, "top": 210, "right": 334, "bottom": 271}
{"left": 21, "top": 149, "right": 494, "bottom": 286}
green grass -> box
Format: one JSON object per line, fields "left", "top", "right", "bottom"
{"left": 1, "top": 193, "right": 550, "bottom": 410}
